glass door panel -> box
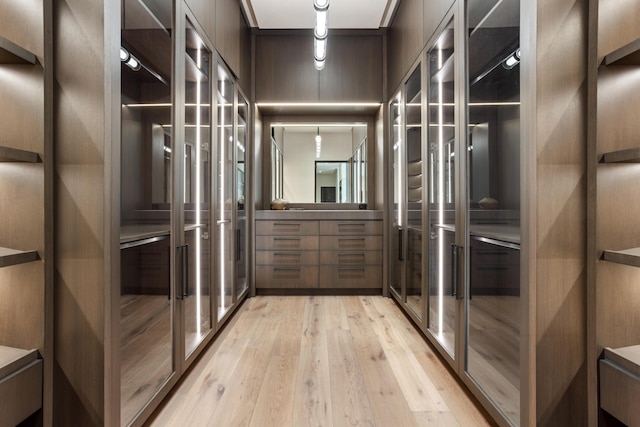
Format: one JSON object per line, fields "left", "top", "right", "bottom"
{"left": 183, "top": 20, "right": 212, "bottom": 358}
{"left": 405, "top": 64, "right": 423, "bottom": 318}
{"left": 215, "top": 64, "right": 235, "bottom": 320}
{"left": 427, "top": 20, "right": 456, "bottom": 357}
{"left": 120, "top": 0, "right": 174, "bottom": 423}
{"left": 236, "top": 92, "right": 248, "bottom": 297}
{"left": 466, "top": 0, "right": 521, "bottom": 424}
{"left": 389, "top": 91, "right": 403, "bottom": 297}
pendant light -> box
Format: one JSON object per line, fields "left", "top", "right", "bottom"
{"left": 313, "top": 0, "right": 329, "bottom": 70}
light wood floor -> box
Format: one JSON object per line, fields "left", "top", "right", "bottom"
{"left": 145, "top": 295, "right": 497, "bottom": 427}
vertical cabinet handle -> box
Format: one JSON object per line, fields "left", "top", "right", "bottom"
{"left": 451, "top": 244, "right": 457, "bottom": 297}
{"left": 398, "top": 228, "right": 403, "bottom": 261}
{"left": 177, "top": 244, "right": 189, "bottom": 300}
{"left": 450, "top": 244, "right": 464, "bottom": 300}
{"left": 236, "top": 228, "right": 241, "bottom": 262}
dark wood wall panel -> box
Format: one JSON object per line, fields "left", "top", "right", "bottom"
{"left": 387, "top": 0, "right": 424, "bottom": 94}
{"left": 216, "top": 0, "right": 241, "bottom": 80}
{"left": 255, "top": 33, "right": 383, "bottom": 103}
{"left": 319, "top": 35, "right": 383, "bottom": 102}
{"left": 185, "top": 0, "right": 215, "bottom": 43}
{"left": 424, "top": 0, "right": 455, "bottom": 45}
{"left": 255, "top": 35, "right": 320, "bottom": 102}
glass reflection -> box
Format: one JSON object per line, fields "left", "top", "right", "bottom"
{"left": 466, "top": 0, "right": 521, "bottom": 424}
{"left": 120, "top": 0, "right": 173, "bottom": 424}
{"left": 405, "top": 64, "right": 423, "bottom": 318}
{"left": 236, "top": 92, "right": 248, "bottom": 297}
{"left": 184, "top": 20, "right": 212, "bottom": 358}
{"left": 390, "top": 92, "right": 403, "bottom": 297}
{"left": 427, "top": 20, "right": 456, "bottom": 357}
{"left": 216, "top": 65, "right": 234, "bottom": 320}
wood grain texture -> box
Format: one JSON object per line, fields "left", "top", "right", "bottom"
{"left": 146, "top": 296, "right": 495, "bottom": 427}
{"left": 387, "top": 0, "right": 424, "bottom": 96}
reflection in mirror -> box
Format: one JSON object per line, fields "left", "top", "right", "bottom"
{"left": 270, "top": 123, "right": 367, "bottom": 204}
{"left": 315, "top": 161, "right": 350, "bottom": 202}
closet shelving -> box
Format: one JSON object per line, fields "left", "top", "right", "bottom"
{"left": 0, "top": 23, "right": 44, "bottom": 426}
{"left": 0, "top": 35, "right": 41, "bottom": 270}
{"left": 599, "top": 36, "right": 640, "bottom": 269}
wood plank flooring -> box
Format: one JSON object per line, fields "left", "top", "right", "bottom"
{"left": 145, "top": 296, "right": 497, "bottom": 427}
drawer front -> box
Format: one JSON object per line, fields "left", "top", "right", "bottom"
{"left": 256, "top": 250, "right": 319, "bottom": 266}
{"left": 256, "top": 235, "right": 319, "bottom": 251}
{"left": 319, "top": 220, "right": 382, "bottom": 236}
{"left": 255, "top": 265, "right": 318, "bottom": 288}
{"left": 319, "top": 235, "right": 382, "bottom": 251}
{"left": 319, "top": 250, "right": 382, "bottom": 266}
{"left": 318, "top": 266, "right": 382, "bottom": 289}
{"left": 256, "top": 220, "right": 318, "bottom": 236}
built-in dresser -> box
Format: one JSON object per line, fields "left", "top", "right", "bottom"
{"left": 255, "top": 210, "right": 383, "bottom": 292}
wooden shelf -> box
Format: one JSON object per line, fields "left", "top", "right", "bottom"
{"left": 0, "top": 35, "right": 37, "bottom": 65}
{"left": 0, "top": 145, "right": 40, "bottom": 163}
{"left": 0, "top": 247, "right": 39, "bottom": 268}
{"left": 604, "top": 345, "right": 640, "bottom": 376}
{"left": 601, "top": 147, "right": 640, "bottom": 163}
{"left": 603, "top": 37, "right": 640, "bottom": 66}
{"left": 603, "top": 247, "right": 640, "bottom": 268}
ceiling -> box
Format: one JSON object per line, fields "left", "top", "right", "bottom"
{"left": 241, "top": 0, "right": 399, "bottom": 30}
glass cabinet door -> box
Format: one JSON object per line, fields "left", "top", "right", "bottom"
{"left": 235, "top": 92, "right": 248, "bottom": 298}
{"left": 389, "top": 91, "right": 403, "bottom": 297}
{"left": 215, "top": 64, "right": 235, "bottom": 320}
{"left": 405, "top": 64, "right": 424, "bottom": 319}
{"left": 119, "top": 0, "right": 174, "bottom": 424}
{"left": 183, "top": 19, "right": 212, "bottom": 359}
{"left": 465, "top": 0, "right": 521, "bottom": 424}
{"left": 427, "top": 20, "right": 457, "bottom": 358}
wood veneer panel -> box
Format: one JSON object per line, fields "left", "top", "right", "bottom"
{"left": 387, "top": 0, "right": 423, "bottom": 95}
{"left": 533, "top": 0, "right": 589, "bottom": 425}
{"left": 255, "top": 34, "right": 319, "bottom": 103}
{"left": 216, "top": 0, "right": 242, "bottom": 77}
{"left": 185, "top": 0, "right": 215, "bottom": 42}
{"left": 598, "top": 0, "right": 640, "bottom": 61}
{"left": 318, "top": 34, "right": 383, "bottom": 103}
{"left": 0, "top": 1, "right": 44, "bottom": 60}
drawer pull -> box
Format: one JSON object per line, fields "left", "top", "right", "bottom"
{"left": 338, "top": 223, "right": 365, "bottom": 227}
{"left": 338, "top": 252, "right": 365, "bottom": 256}
{"left": 338, "top": 267, "right": 366, "bottom": 271}
{"left": 274, "top": 237, "right": 301, "bottom": 241}
{"left": 338, "top": 237, "right": 365, "bottom": 241}
{"left": 274, "top": 252, "right": 301, "bottom": 256}
{"left": 274, "top": 266, "right": 301, "bottom": 271}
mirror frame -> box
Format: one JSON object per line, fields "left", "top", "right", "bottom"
{"left": 262, "top": 114, "right": 376, "bottom": 209}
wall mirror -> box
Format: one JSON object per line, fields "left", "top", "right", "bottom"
{"left": 269, "top": 121, "right": 370, "bottom": 205}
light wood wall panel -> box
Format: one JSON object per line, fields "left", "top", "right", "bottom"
{"left": 216, "top": 0, "right": 241, "bottom": 80}
{"left": 52, "top": 0, "right": 117, "bottom": 423}
{"left": 598, "top": 0, "right": 640, "bottom": 60}
{"left": 531, "top": 0, "right": 588, "bottom": 425}
{"left": 0, "top": 0, "right": 44, "bottom": 60}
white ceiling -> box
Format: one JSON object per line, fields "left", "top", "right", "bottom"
{"left": 241, "top": 0, "right": 399, "bottom": 29}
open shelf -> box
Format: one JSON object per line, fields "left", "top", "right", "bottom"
{"left": 601, "top": 147, "right": 640, "bottom": 163}
{"left": 0, "top": 247, "right": 39, "bottom": 268}
{"left": 0, "top": 36, "right": 37, "bottom": 65}
{"left": 603, "top": 37, "right": 640, "bottom": 66}
{"left": 603, "top": 247, "right": 640, "bottom": 268}
{"left": 0, "top": 145, "right": 40, "bottom": 163}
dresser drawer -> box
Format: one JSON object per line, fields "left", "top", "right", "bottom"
{"left": 319, "top": 250, "right": 382, "bottom": 266}
{"left": 319, "top": 220, "right": 382, "bottom": 236}
{"left": 255, "top": 265, "right": 318, "bottom": 288}
{"left": 256, "top": 220, "right": 318, "bottom": 236}
{"left": 256, "top": 235, "right": 319, "bottom": 251}
{"left": 256, "top": 250, "right": 319, "bottom": 266}
{"left": 319, "top": 235, "right": 382, "bottom": 251}
{"left": 318, "top": 266, "right": 382, "bottom": 289}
